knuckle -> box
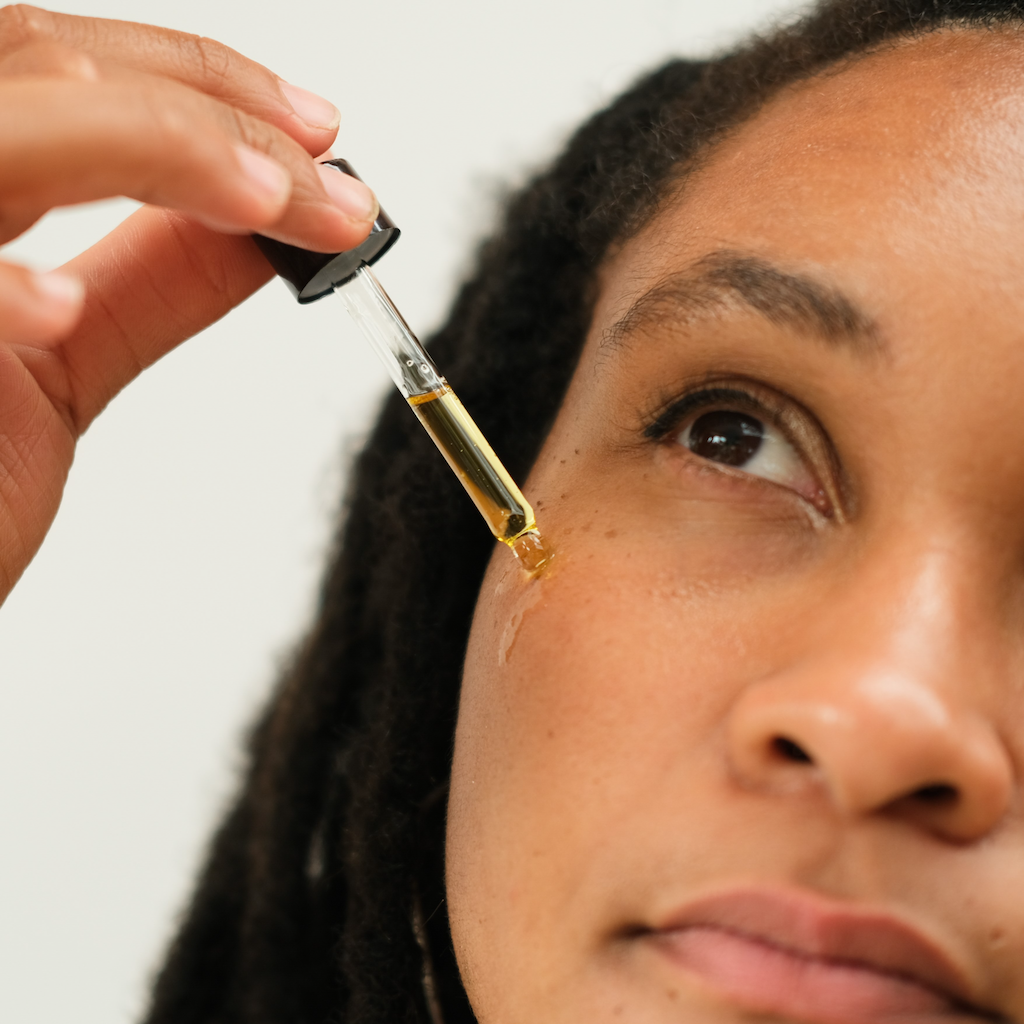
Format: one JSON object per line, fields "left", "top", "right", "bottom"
{"left": 237, "top": 117, "right": 319, "bottom": 195}
{"left": 139, "top": 85, "right": 232, "bottom": 182}
{"left": 145, "top": 92, "right": 195, "bottom": 153}
{"left": 225, "top": 102, "right": 252, "bottom": 141}
{"left": 4, "top": 39, "right": 94, "bottom": 78}
{"left": 0, "top": 5, "right": 51, "bottom": 52}
{"left": 253, "top": 62, "right": 281, "bottom": 96}
{"left": 128, "top": 74, "right": 251, "bottom": 191}
{"left": 51, "top": 42, "right": 97, "bottom": 79}
{"left": 123, "top": 83, "right": 197, "bottom": 184}
{"left": 185, "top": 33, "right": 233, "bottom": 89}
{"left": 237, "top": 112, "right": 306, "bottom": 168}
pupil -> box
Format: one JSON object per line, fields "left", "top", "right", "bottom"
{"left": 687, "top": 410, "right": 764, "bottom": 466}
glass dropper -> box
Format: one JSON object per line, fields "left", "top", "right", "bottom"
{"left": 253, "top": 158, "right": 548, "bottom": 573}
{"left": 338, "top": 265, "right": 548, "bottom": 573}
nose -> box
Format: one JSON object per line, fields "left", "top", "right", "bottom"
{"left": 726, "top": 535, "right": 1017, "bottom": 844}
{"left": 728, "top": 668, "right": 1013, "bottom": 842}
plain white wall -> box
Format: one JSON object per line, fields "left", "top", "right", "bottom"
{"left": 0, "top": 1, "right": 805, "bottom": 1021}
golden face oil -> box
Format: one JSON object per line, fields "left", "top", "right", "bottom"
{"left": 338, "top": 266, "right": 549, "bottom": 573}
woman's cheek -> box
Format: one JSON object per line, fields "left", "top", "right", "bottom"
{"left": 448, "top": 440, "right": 838, "bottom": 1021}
{"left": 450, "top": 479, "right": 826, "bottom": 888}
{"left": 449, "top": 527, "right": 769, "bottom": 983}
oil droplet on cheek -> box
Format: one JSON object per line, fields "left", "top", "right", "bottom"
{"left": 510, "top": 529, "right": 550, "bottom": 575}
{"left": 498, "top": 608, "right": 525, "bottom": 667}
{"left": 498, "top": 575, "right": 545, "bottom": 667}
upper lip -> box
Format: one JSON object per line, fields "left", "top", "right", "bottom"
{"left": 649, "top": 885, "right": 998, "bottom": 1018}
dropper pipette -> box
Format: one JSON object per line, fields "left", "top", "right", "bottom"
{"left": 254, "top": 159, "right": 549, "bottom": 573}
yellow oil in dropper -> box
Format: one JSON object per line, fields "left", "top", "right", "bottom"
{"left": 338, "top": 265, "right": 549, "bottom": 573}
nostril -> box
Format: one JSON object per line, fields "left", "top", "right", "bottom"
{"left": 911, "top": 783, "right": 958, "bottom": 805}
{"left": 772, "top": 736, "right": 814, "bottom": 764}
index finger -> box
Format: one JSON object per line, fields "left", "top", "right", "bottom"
{"left": 0, "top": 5, "right": 337, "bottom": 155}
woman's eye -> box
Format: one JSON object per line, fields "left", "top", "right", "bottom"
{"left": 677, "top": 407, "right": 824, "bottom": 506}
{"left": 684, "top": 410, "right": 765, "bottom": 467}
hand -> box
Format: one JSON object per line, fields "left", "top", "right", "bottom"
{"left": 0, "top": 5, "right": 377, "bottom": 603}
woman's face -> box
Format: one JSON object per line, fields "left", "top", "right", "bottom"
{"left": 448, "top": 30, "right": 1024, "bottom": 1024}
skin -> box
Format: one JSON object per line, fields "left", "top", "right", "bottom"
{"left": 449, "top": 29, "right": 1024, "bottom": 1024}
{"left": 0, "top": 5, "right": 378, "bottom": 603}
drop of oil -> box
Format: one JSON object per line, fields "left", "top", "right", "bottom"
{"left": 510, "top": 529, "right": 550, "bottom": 574}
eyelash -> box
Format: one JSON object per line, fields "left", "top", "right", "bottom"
{"left": 643, "top": 386, "right": 770, "bottom": 442}
{"left": 643, "top": 383, "right": 837, "bottom": 516}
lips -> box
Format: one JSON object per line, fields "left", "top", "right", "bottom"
{"left": 647, "top": 887, "right": 997, "bottom": 1023}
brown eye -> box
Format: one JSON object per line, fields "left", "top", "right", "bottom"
{"left": 686, "top": 411, "right": 765, "bottom": 467}
{"left": 650, "top": 383, "right": 837, "bottom": 515}
{"left": 674, "top": 401, "right": 824, "bottom": 508}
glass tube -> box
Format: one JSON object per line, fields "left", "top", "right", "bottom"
{"left": 337, "top": 265, "right": 549, "bottom": 572}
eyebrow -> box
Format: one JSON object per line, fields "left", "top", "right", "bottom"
{"left": 604, "top": 250, "right": 882, "bottom": 354}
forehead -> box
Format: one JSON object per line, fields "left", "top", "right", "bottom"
{"left": 601, "top": 29, "right": 1024, "bottom": 332}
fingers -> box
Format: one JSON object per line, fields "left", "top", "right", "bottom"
{"left": 0, "top": 7, "right": 370, "bottom": 250}
{"left": 0, "top": 337, "right": 75, "bottom": 603}
{"left": 0, "top": 209, "right": 264, "bottom": 603}
{"left": 0, "top": 5, "right": 337, "bottom": 156}
{"left": 0, "top": 7, "right": 359, "bottom": 605}
{"left": 0, "top": 257, "right": 83, "bottom": 346}
{"left": 0, "top": 256, "right": 82, "bottom": 598}
{"left": 0, "top": 75, "right": 377, "bottom": 252}
{"left": 30, "top": 206, "right": 273, "bottom": 434}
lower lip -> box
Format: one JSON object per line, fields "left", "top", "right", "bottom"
{"left": 657, "top": 926, "right": 956, "bottom": 1024}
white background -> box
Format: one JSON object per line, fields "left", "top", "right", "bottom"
{"left": 0, "top": 1, "right": 803, "bottom": 1021}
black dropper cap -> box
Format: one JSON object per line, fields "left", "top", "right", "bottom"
{"left": 253, "top": 158, "right": 399, "bottom": 304}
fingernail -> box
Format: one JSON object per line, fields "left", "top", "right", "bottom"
{"left": 234, "top": 144, "right": 291, "bottom": 205}
{"left": 32, "top": 270, "right": 84, "bottom": 308}
{"left": 281, "top": 82, "right": 340, "bottom": 131}
{"left": 317, "top": 163, "right": 378, "bottom": 223}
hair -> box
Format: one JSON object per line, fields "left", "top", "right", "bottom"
{"left": 142, "top": 2, "right": 1024, "bottom": 1022}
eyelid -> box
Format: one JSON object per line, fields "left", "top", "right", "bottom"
{"left": 643, "top": 378, "right": 847, "bottom": 522}
{"left": 644, "top": 386, "right": 768, "bottom": 441}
